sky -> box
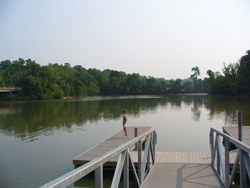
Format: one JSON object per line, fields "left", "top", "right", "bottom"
{"left": 0, "top": 0, "right": 250, "bottom": 80}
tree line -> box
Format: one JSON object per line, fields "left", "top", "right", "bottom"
{"left": 206, "top": 50, "right": 250, "bottom": 96}
{"left": 0, "top": 50, "right": 249, "bottom": 100}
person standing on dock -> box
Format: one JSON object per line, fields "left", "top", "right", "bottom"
{"left": 122, "top": 109, "right": 128, "bottom": 138}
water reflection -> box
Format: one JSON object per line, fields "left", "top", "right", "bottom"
{"left": 0, "top": 95, "right": 250, "bottom": 142}
{"left": 204, "top": 96, "right": 250, "bottom": 126}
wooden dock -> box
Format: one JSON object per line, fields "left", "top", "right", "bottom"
{"left": 42, "top": 126, "right": 249, "bottom": 188}
{"left": 72, "top": 127, "right": 241, "bottom": 188}
{"left": 141, "top": 151, "right": 235, "bottom": 187}
{"left": 73, "top": 126, "right": 238, "bottom": 167}
{"left": 73, "top": 126, "right": 152, "bottom": 167}
{"left": 142, "top": 163, "right": 223, "bottom": 188}
{"left": 154, "top": 151, "right": 237, "bottom": 164}
{"left": 223, "top": 126, "right": 250, "bottom": 146}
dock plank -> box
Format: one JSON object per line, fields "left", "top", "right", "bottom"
{"left": 152, "top": 151, "right": 236, "bottom": 165}
{"left": 223, "top": 126, "right": 250, "bottom": 146}
{"left": 142, "top": 163, "right": 224, "bottom": 188}
{"left": 74, "top": 148, "right": 238, "bottom": 166}
{"left": 73, "top": 126, "right": 152, "bottom": 166}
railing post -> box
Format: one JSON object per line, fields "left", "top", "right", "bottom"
{"left": 153, "top": 131, "right": 157, "bottom": 154}
{"left": 111, "top": 152, "right": 126, "bottom": 188}
{"left": 134, "top": 128, "right": 138, "bottom": 151}
{"left": 123, "top": 150, "right": 129, "bottom": 188}
{"left": 95, "top": 165, "right": 103, "bottom": 188}
{"left": 147, "top": 139, "right": 150, "bottom": 174}
{"left": 238, "top": 112, "right": 247, "bottom": 188}
{"left": 217, "top": 136, "right": 221, "bottom": 176}
{"left": 142, "top": 136, "right": 150, "bottom": 179}
{"left": 210, "top": 130, "right": 214, "bottom": 164}
{"left": 153, "top": 131, "right": 157, "bottom": 166}
{"left": 225, "top": 138, "right": 229, "bottom": 187}
{"left": 138, "top": 140, "right": 142, "bottom": 184}
{"left": 238, "top": 111, "right": 242, "bottom": 141}
{"left": 240, "top": 149, "right": 247, "bottom": 188}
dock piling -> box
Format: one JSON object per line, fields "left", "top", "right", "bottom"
{"left": 134, "top": 128, "right": 138, "bottom": 151}
{"left": 238, "top": 111, "right": 247, "bottom": 187}
{"left": 238, "top": 111, "right": 242, "bottom": 141}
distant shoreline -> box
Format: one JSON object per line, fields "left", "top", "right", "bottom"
{"left": 164, "top": 93, "right": 208, "bottom": 96}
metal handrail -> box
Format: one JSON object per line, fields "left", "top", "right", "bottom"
{"left": 210, "top": 128, "right": 250, "bottom": 188}
{"left": 40, "top": 128, "right": 157, "bottom": 188}
{"left": 211, "top": 128, "right": 250, "bottom": 153}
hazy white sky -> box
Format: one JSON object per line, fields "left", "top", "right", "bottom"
{"left": 0, "top": 0, "right": 249, "bottom": 79}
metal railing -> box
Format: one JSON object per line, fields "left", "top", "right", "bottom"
{"left": 210, "top": 128, "right": 250, "bottom": 188}
{"left": 40, "top": 128, "right": 157, "bottom": 188}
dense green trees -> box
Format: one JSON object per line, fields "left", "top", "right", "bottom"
{"left": 0, "top": 59, "right": 176, "bottom": 100}
{"left": 0, "top": 49, "right": 249, "bottom": 100}
{"left": 190, "top": 66, "right": 205, "bottom": 93}
{"left": 206, "top": 50, "right": 250, "bottom": 96}
{"left": 0, "top": 76, "right": 5, "bottom": 87}
{"left": 237, "top": 50, "right": 250, "bottom": 94}
{"left": 188, "top": 50, "right": 250, "bottom": 95}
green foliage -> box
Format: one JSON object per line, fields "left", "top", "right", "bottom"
{"left": 205, "top": 50, "right": 250, "bottom": 96}
{"left": 182, "top": 81, "right": 192, "bottom": 93}
{"left": 190, "top": 66, "right": 204, "bottom": 93}
{"left": 0, "top": 75, "right": 5, "bottom": 87}
{"left": 190, "top": 66, "right": 200, "bottom": 79}
{"left": 237, "top": 50, "right": 250, "bottom": 94}
{"left": 0, "top": 58, "right": 200, "bottom": 99}
{"left": 169, "top": 79, "right": 182, "bottom": 94}
{"left": 206, "top": 70, "right": 216, "bottom": 93}
{"left": 1, "top": 50, "right": 250, "bottom": 100}
{"left": 73, "top": 78, "right": 87, "bottom": 97}
{"left": 22, "top": 75, "right": 43, "bottom": 99}
{"left": 99, "top": 71, "right": 110, "bottom": 95}
{"left": 60, "top": 81, "right": 71, "bottom": 96}
{"left": 74, "top": 65, "right": 91, "bottom": 86}
{"left": 88, "top": 82, "right": 100, "bottom": 96}
{"left": 145, "top": 76, "right": 158, "bottom": 94}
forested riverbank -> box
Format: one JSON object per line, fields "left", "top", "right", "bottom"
{"left": 0, "top": 50, "right": 249, "bottom": 100}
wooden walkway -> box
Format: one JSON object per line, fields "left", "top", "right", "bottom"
{"left": 142, "top": 151, "right": 237, "bottom": 187}
{"left": 142, "top": 163, "right": 223, "bottom": 188}
{"left": 73, "top": 127, "right": 236, "bottom": 187}
{"left": 223, "top": 126, "right": 250, "bottom": 146}
{"left": 73, "top": 126, "right": 152, "bottom": 166}
{"left": 154, "top": 151, "right": 237, "bottom": 164}
{"left": 141, "top": 152, "right": 229, "bottom": 187}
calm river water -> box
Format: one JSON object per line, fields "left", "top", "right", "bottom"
{"left": 0, "top": 95, "right": 250, "bottom": 187}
